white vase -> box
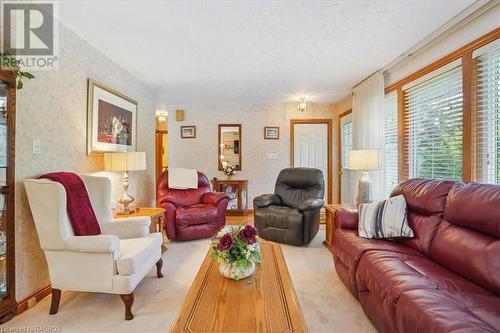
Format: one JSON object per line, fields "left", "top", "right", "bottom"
{"left": 219, "top": 261, "right": 255, "bottom": 280}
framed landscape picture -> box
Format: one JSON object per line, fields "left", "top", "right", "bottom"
{"left": 264, "top": 127, "right": 279, "bottom": 140}
{"left": 87, "top": 79, "right": 137, "bottom": 155}
{"left": 181, "top": 125, "right": 196, "bottom": 138}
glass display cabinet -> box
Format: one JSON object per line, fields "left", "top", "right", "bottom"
{"left": 210, "top": 179, "right": 248, "bottom": 215}
{"left": 0, "top": 69, "right": 16, "bottom": 323}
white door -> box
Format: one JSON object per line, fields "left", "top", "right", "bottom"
{"left": 293, "top": 123, "right": 328, "bottom": 201}
{"left": 340, "top": 114, "right": 353, "bottom": 204}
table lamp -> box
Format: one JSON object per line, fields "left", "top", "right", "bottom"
{"left": 104, "top": 152, "right": 146, "bottom": 214}
{"left": 348, "top": 149, "right": 379, "bottom": 206}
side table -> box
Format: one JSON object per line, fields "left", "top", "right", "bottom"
{"left": 324, "top": 204, "right": 356, "bottom": 253}
{"left": 113, "top": 207, "right": 168, "bottom": 252}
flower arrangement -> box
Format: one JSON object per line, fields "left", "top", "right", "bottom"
{"left": 210, "top": 224, "right": 261, "bottom": 280}
{"left": 222, "top": 164, "right": 236, "bottom": 178}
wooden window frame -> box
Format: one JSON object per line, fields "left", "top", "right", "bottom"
{"left": 385, "top": 28, "right": 500, "bottom": 182}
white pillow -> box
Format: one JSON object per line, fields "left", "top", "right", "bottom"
{"left": 358, "top": 195, "right": 414, "bottom": 239}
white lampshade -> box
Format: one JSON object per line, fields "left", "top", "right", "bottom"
{"left": 348, "top": 149, "right": 379, "bottom": 171}
{"left": 104, "top": 152, "right": 146, "bottom": 172}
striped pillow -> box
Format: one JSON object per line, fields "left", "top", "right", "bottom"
{"left": 358, "top": 195, "right": 414, "bottom": 239}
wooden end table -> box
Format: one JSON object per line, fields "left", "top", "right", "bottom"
{"left": 113, "top": 207, "right": 168, "bottom": 252}
{"left": 323, "top": 204, "right": 356, "bottom": 253}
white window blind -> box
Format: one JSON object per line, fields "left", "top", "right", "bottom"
{"left": 473, "top": 42, "right": 500, "bottom": 184}
{"left": 385, "top": 91, "right": 398, "bottom": 196}
{"left": 342, "top": 121, "right": 353, "bottom": 169}
{"left": 404, "top": 65, "right": 463, "bottom": 180}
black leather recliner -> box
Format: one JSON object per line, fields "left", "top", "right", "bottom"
{"left": 253, "top": 168, "right": 324, "bottom": 246}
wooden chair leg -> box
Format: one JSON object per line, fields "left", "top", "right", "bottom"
{"left": 49, "top": 289, "right": 61, "bottom": 315}
{"left": 120, "top": 293, "right": 134, "bottom": 320}
{"left": 156, "top": 258, "right": 164, "bottom": 278}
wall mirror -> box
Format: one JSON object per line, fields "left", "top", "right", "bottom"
{"left": 218, "top": 124, "right": 241, "bottom": 171}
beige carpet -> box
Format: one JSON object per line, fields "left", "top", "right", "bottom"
{"left": 4, "top": 226, "right": 376, "bottom": 333}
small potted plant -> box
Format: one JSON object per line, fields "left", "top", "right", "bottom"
{"left": 210, "top": 224, "right": 261, "bottom": 280}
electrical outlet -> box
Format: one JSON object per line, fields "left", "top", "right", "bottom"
{"left": 32, "top": 139, "right": 41, "bottom": 155}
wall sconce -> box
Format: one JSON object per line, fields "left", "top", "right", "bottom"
{"left": 298, "top": 97, "right": 307, "bottom": 112}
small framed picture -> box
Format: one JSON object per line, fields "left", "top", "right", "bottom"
{"left": 264, "top": 127, "right": 279, "bottom": 140}
{"left": 181, "top": 125, "right": 196, "bottom": 138}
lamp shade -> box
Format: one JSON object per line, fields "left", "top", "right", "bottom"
{"left": 348, "top": 149, "right": 379, "bottom": 171}
{"left": 104, "top": 152, "right": 146, "bottom": 172}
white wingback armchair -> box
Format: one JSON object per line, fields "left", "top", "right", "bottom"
{"left": 24, "top": 175, "right": 163, "bottom": 320}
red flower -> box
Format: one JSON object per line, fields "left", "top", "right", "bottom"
{"left": 239, "top": 225, "right": 257, "bottom": 244}
{"left": 217, "top": 233, "right": 233, "bottom": 251}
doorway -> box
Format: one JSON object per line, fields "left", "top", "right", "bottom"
{"left": 290, "top": 119, "right": 332, "bottom": 204}
{"left": 155, "top": 130, "right": 168, "bottom": 182}
{"left": 338, "top": 110, "right": 353, "bottom": 204}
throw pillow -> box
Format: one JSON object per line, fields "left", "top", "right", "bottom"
{"left": 358, "top": 195, "right": 414, "bottom": 239}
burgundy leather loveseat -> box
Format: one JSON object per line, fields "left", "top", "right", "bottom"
{"left": 157, "top": 169, "right": 229, "bottom": 241}
{"left": 333, "top": 178, "right": 500, "bottom": 333}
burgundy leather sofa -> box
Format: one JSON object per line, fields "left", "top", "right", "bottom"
{"left": 157, "top": 169, "right": 229, "bottom": 241}
{"left": 332, "top": 178, "right": 500, "bottom": 333}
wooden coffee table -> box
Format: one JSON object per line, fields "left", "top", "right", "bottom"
{"left": 171, "top": 241, "right": 308, "bottom": 333}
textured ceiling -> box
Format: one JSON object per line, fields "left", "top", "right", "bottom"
{"left": 59, "top": 1, "right": 474, "bottom": 105}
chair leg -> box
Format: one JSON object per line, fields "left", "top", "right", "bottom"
{"left": 156, "top": 258, "right": 164, "bottom": 278}
{"left": 49, "top": 289, "right": 61, "bottom": 315}
{"left": 120, "top": 293, "right": 134, "bottom": 320}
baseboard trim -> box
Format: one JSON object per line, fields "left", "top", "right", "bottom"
{"left": 16, "top": 284, "right": 52, "bottom": 315}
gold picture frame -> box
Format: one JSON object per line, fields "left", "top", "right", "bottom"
{"left": 87, "top": 79, "right": 138, "bottom": 156}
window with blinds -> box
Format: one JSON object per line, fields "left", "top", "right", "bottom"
{"left": 342, "top": 121, "right": 353, "bottom": 169}
{"left": 473, "top": 42, "right": 500, "bottom": 184}
{"left": 385, "top": 91, "right": 398, "bottom": 196}
{"left": 404, "top": 65, "right": 463, "bottom": 180}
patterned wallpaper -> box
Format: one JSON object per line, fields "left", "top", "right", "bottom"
{"left": 15, "top": 25, "right": 157, "bottom": 300}
{"left": 167, "top": 102, "right": 339, "bottom": 209}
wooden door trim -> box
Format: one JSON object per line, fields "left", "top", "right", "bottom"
{"left": 337, "top": 110, "right": 352, "bottom": 204}
{"left": 290, "top": 119, "right": 333, "bottom": 204}
{"left": 155, "top": 130, "right": 167, "bottom": 184}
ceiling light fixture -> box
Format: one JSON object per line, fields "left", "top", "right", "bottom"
{"left": 156, "top": 110, "right": 168, "bottom": 123}
{"left": 298, "top": 97, "right": 307, "bottom": 112}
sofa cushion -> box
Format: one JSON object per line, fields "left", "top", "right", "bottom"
{"left": 356, "top": 251, "right": 490, "bottom": 328}
{"left": 430, "top": 220, "right": 500, "bottom": 295}
{"left": 399, "top": 212, "right": 441, "bottom": 255}
{"left": 117, "top": 234, "right": 161, "bottom": 275}
{"left": 444, "top": 182, "right": 500, "bottom": 238}
{"left": 332, "top": 229, "right": 421, "bottom": 296}
{"left": 396, "top": 290, "right": 500, "bottom": 333}
{"left": 391, "top": 178, "right": 455, "bottom": 216}
{"left": 176, "top": 204, "right": 218, "bottom": 226}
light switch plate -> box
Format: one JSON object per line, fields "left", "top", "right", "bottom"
{"left": 32, "top": 139, "right": 41, "bottom": 155}
{"left": 267, "top": 152, "right": 278, "bottom": 160}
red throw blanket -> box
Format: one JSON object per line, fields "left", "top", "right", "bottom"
{"left": 39, "top": 172, "right": 101, "bottom": 236}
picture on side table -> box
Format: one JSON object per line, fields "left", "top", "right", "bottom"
{"left": 181, "top": 126, "right": 196, "bottom": 138}
{"left": 264, "top": 127, "right": 279, "bottom": 140}
{"left": 87, "top": 79, "right": 137, "bottom": 155}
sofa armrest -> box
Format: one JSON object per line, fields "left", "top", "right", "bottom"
{"left": 298, "top": 198, "right": 324, "bottom": 211}
{"left": 159, "top": 194, "right": 181, "bottom": 207}
{"left": 336, "top": 208, "right": 358, "bottom": 230}
{"left": 101, "top": 216, "right": 151, "bottom": 239}
{"left": 65, "top": 235, "right": 120, "bottom": 254}
{"left": 253, "top": 194, "right": 281, "bottom": 208}
{"left": 201, "top": 192, "right": 229, "bottom": 206}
